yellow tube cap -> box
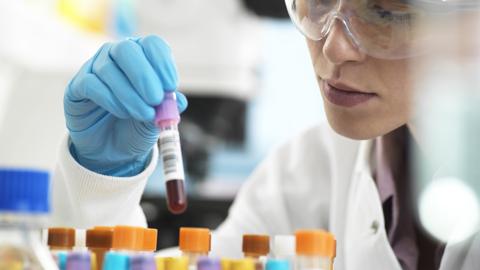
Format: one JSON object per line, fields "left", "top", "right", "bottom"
{"left": 165, "top": 257, "right": 188, "bottom": 270}
{"left": 220, "top": 259, "right": 232, "bottom": 270}
{"left": 230, "top": 259, "right": 255, "bottom": 270}
{"left": 155, "top": 256, "right": 165, "bottom": 270}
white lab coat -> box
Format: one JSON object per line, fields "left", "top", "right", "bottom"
{"left": 51, "top": 124, "right": 480, "bottom": 270}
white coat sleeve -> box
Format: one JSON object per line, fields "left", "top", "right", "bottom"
{"left": 50, "top": 135, "right": 158, "bottom": 229}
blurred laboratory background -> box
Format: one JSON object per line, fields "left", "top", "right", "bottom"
{"left": 0, "top": 0, "right": 325, "bottom": 249}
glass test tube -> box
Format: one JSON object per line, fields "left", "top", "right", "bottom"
{"left": 155, "top": 92, "right": 187, "bottom": 214}
{"left": 273, "top": 235, "right": 295, "bottom": 260}
{"left": 295, "top": 230, "right": 336, "bottom": 270}
{"left": 165, "top": 257, "right": 189, "bottom": 270}
{"left": 86, "top": 226, "right": 114, "bottom": 270}
{"left": 65, "top": 251, "right": 92, "bottom": 270}
{"left": 130, "top": 253, "right": 157, "bottom": 270}
{"left": 47, "top": 227, "right": 76, "bottom": 270}
{"left": 266, "top": 259, "right": 291, "bottom": 270}
{"left": 179, "top": 227, "right": 211, "bottom": 268}
{"left": 48, "top": 227, "right": 76, "bottom": 251}
{"left": 198, "top": 257, "right": 222, "bottom": 270}
{"left": 242, "top": 234, "right": 270, "bottom": 270}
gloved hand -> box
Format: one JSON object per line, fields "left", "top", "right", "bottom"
{"left": 64, "top": 35, "right": 188, "bottom": 177}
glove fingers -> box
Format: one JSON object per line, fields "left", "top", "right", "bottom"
{"left": 92, "top": 43, "right": 155, "bottom": 122}
{"left": 137, "top": 35, "right": 178, "bottom": 92}
{"left": 110, "top": 39, "right": 164, "bottom": 106}
{"left": 175, "top": 90, "right": 188, "bottom": 113}
{"left": 66, "top": 74, "right": 130, "bottom": 121}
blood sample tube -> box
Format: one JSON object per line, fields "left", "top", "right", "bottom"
{"left": 111, "top": 226, "right": 146, "bottom": 252}
{"left": 198, "top": 257, "right": 221, "bottom": 270}
{"left": 103, "top": 251, "right": 130, "bottom": 270}
{"left": 142, "top": 228, "right": 158, "bottom": 252}
{"left": 265, "top": 259, "right": 290, "bottom": 270}
{"left": 178, "top": 227, "right": 211, "bottom": 268}
{"left": 48, "top": 227, "right": 76, "bottom": 270}
{"left": 242, "top": 234, "right": 270, "bottom": 270}
{"left": 231, "top": 259, "right": 255, "bottom": 270}
{"left": 165, "top": 257, "right": 189, "bottom": 270}
{"left": 295, "top": 230, "right": 336, "bottom": 270}
{"left": 242, "top": 234, "right": 270, "bottom": 259}
{"left": 221, "top": 259, "right": 233, "bottom": 270}
{"left": 65, "top": 251, "right": 91, "bottom": 270}
{"left": 130, "top": 253, "right": 156, "bottom": 270}
{"left": 86, "top": 226, "right": 114, "bottom": 270}
{"left": 48, "top": 227, "right": 76, "bottom": 251}
{"left": 272, "top": 235, "right": 295, "bottom": 260}
{"left": 155, "top": 92, "right": 187, "bottom": 214}
{"left": 155, "top": 256, "right": 166, "bottom": 270}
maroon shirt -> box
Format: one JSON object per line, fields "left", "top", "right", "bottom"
{"left": 373, "top": 127, "right": 445, "bottom": 270}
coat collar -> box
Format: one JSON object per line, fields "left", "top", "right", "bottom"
{"left": 344, "top": 139, "right": 403, "bottom": 270}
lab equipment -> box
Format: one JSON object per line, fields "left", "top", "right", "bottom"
{"left": 242, "top": 235, "right": 270, "bottom": 259}
{"left": 111, "top": 226, "right": 158, "bottom": 252}
{"left": 295, "top": 230, "right": 336, "bottom": 270}
{"left": 0, "top": 169, "right": 58, "bottom": 270}
{"left": 66, "top": 251, "right": 92, "bottom": 270}
{"left": 284, "top": 0, "right": 480, "bottom": 59}
{"left": 242, "top": 234, "right": 270, "bottom": 270}
{"left": 272, "top": 235, "right": 295, "bottom": 260}
{"left": 178, "top": 227, "right": 211, "bottom": 268}
{"left": 86, "top": 227, "right": 114, "bottom": 270}
{"left": 155, "top": 92, "right": 187, "bottom": 214}
{"left": 48, "top": 227, "right": 76, "bottom": 270}
{"left": 64, "top": 36, "right": 187, "bottom": 177}
{"left": 50, "top": 225, "right": 157, "bottom": 270}
{"left": 130, "top": 253, "right": 157, "bottom": 270}
{"left": 48, "top": 227, "right": 76, "bottom": 251}
{"left": 231, "top": 259, "right": 255, "bottom": 270}
{"left": 221, "top": 259, "right": 233, "bottom": 270}
{"left": 197, "top": 257, "right": 222, "bottom": 270}
{"left": 165, "top": 256, "right": 189, "bottom": 270}
{"left": 103, "top": 251, "right": 130, "bottom": 270}
{"left": 265, "top": 259, "right": 290, "bottom": 270}
{"left": 156, "top": 256, "right": 166, "bottom": 270}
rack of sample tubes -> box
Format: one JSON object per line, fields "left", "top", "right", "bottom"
{"left": 45, "top": 226, "right": 336, "bottom": 270}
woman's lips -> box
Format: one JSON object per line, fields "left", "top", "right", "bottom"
{"left": 322, "top": 80, "right": 376, "bottom": 107}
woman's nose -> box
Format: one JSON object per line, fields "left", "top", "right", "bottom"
{"left": 322, "top": 18, "right": 366, "bottom": 65}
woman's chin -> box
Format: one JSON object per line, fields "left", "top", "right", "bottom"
{"left": 324, "top": 110, "right": 393, "bottom": 140}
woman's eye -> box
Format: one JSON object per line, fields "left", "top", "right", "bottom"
{"left": 371, "top": 3, "right": 414, "bottom": 22}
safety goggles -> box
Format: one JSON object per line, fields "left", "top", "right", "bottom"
{"left": 285, "top": 0, "right": 480, "bottom": 59}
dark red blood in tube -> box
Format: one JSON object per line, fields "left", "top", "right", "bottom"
{"left": 166, "top": 179, "right": 187, "bottom": 214}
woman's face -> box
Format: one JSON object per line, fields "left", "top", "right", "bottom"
{"left": 307, "top": 21, "right": 414, "bottom": 140}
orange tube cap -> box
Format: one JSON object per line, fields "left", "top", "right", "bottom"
{"left": 178, "top": 227, "right": 211, "bottom": 253}
{"left": 295, "top": 229, "right": 336, "bottom": 258}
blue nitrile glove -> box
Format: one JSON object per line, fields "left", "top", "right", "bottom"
{"left": 64, "top": 35, "right": 188, "bottom": 177}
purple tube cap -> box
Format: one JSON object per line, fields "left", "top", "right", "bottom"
{"left": 130, "top": 253, "right": 156, "bottom": 270}
{"left": 65, "top": 251, "right": 91, "bottom": 270}
{"left": 155, "top": 92, "right": 180, "bottom": 127}
{"left": 197, "top": 257, "right": 221, "bottom": 270}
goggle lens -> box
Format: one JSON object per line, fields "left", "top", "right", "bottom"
{"left": 285, "top": 0, "right": 425, "bottom": 59}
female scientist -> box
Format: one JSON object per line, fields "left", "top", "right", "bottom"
{"left": 51, "top": 0, "right": 479, "bottom": 269}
